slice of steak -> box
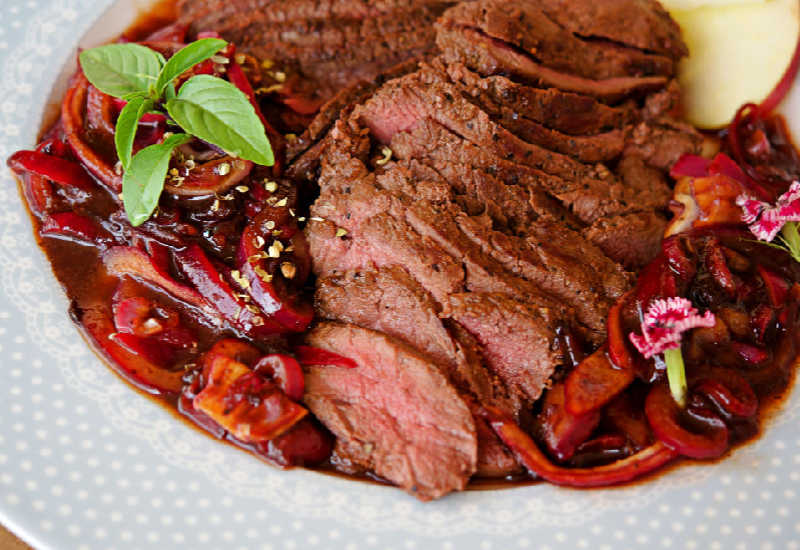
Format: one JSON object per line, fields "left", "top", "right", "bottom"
{"left": 303, "top": 322, "right": 477, "bottom": 500}
{"left": 315, "top": 266, "right": 499, "bottom": 403}
{"left": 307, "top": 136, "right": 465, "bottom": 305}
{"left": 316, "top": 268, "right": 523, "bottom": 477}
{"left": 389, "top": 119, "right": 645, "bottom": 224}
{"left": 445, "top": 322, "right": 523, "bottom": 477}
{"left": 453, "top": 213, "right": 624, "bottom": 342}
{"left": 238, "top": 8, "right": 442, "bottom": 96}
{"left": 439, "top": 0, "right": 675, "bottom": 80}
{"left": 534, "top": 0, "right": 688, "bottom": 59}
{"left": 615, "top": 152, "right": 673, "bottom": 207}
{"left": 625, "top": 119, "right": 704, "bottom": 172}
{"left": 449, "top": 292, "right": 564, "bottom": 404}
{"left": 306, "top": 202, "right": 465, "bottom": 304}
{"left": 393, "top": 156, "right": 568, "bottom": 235}
{"left": 363, "top": 160, "right": 616, "bottom": 342}
{"left": 436, "top": 27, "right": 668, "bottom": 104}
{"left": 422, "top": 61, "right": 626, "bottom": 163}
{"left": 584, "top": 210, "right": 668, "bottom": 269}
{"left": 355, "top": 68, "right": 618, "bottom": 185}
{"left": 401, "top": 199, "right": 578, "bottom": 312}
{"left": 179, "top": 0, "right": 450, "bottom": 34}
{"left": 486, "top": 108, "right": 626, "bottom": 164}
{"left": 444, "top": 62, "right": 636, "bottom": 136}
{"left": 287, "top": 58, "right": 421, "bottom": 162}
{"left": 182, "top": 1, "right": 451, "bottom": 104}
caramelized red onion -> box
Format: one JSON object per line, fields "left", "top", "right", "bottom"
{"left": 103, "top": 246, "right": 214, "bottom": 316}
{"left": 174, "top": 243, "right": 288, "bottom": 336}
{"left": 81, "top": 299, "right": 187, "bottom": 395}
{"left": 670, "top": 154, "right": 711, "bottom": 179}
{"left": 485, "top": 405, "right": 678, "bottom": 487}
{"left": 537, "top": 382, "right": 601, "bottom": 462}
{"left": 253, "top": 354, "right": 305, "bottom": 400}
{"left": 61, "top": 74, "right": 122, "bottom": 192}
{"left": 645, "top": 383, "right": 729, "bottom": 459}
{"left": 237, "top": 215, "right": 313, "bottom": 333}
{"left": 564, "top": 349, "right": 634, "bottom": 417}
{"left": 86, "top": 84, "right": 116, "bottom": 138}
{"left": 164, "top": 157, "right": 253, "bottom": 196}
{"left": 758, "top": 26, "right": 800, "bottom": 115}
{"left": 691, "top": 368, "right": 758, "bottom": 419}
{"left": 758, "top": 265, "right": 791, "bottom": 306}
{"left": 7, "top": 150, "right": 95, "bottom": 191}
{"left": 40, "top": 212, "right": 113, "bottom": 247}
{"left": 294, "top": 346, "right": 359, "bottom": 369}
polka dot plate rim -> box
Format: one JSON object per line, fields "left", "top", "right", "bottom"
{"left": 2, "top": 1, "right": 800, "bottom": 549}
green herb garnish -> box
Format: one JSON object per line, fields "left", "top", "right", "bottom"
{"left": 78, "top": 38, "right": 274, "bottom": 226}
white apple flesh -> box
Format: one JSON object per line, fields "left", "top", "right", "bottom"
{"left": 668, "top": 0, "right": 800, "bottom": 129}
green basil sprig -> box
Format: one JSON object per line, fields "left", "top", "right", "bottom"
{"left": 79, "top": 43, "right": 165, "bottom": 98}
{"left": 113, "top": 95, "right": 153, "bottom": 170}
{"left": 78, "top": 38, "right": 275, "bottom": 226}
{"left": 166, "top": 75, "right": 274, "bottom": 166}
{"left": 123, "top": 133, "right": 192, "bottom": 227}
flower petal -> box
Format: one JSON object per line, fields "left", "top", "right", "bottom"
{"left": 628, "top": 298, "right": 716, "bottom": 358}
{"left": 777, "top": 180, "right": 800, "bottom": 206}
{"left": 750, "top": 209, "right": 786, "bottom": 242}
{"left": 774, "top": 182, "right": 800, "bottom": 221}
{"left": 736, "top": 194, "right": 765, "bottom": 225}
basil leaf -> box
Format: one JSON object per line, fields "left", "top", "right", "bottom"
{"left": 114, "top": 96, "right": 155, "bottom": 171}
{"left": 122, "top": 133, "right": 191, "bottom": 226}
{"left": 154, "top": 38, "right": 227, "bottom": 96}
{"left": 79, "top": 43, "right": 164, "bottom": 98}
{"left": 164, "top": 82, "right": 177, "bottom": 101}
{"left": 165, "top": 75, "right": 274, "bottom": 166}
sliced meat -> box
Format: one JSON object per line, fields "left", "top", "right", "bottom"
{"left": 485, "top": 108, "right": 626, "bottom": 163}
{"left": 423, "top": 61, "right": 626, "bottom": 163}
{"left": 316, "top": 268, "right": 522, "bottom": 477}
{"left": 365, "top": 162, "right": 618, "bottom": 342}
{"left": 369, "top": 158, "right": 621, "bottom": 333}
{"left": 391, "top": 155, "right": 569, "bottom": 235}
{"left": 436, "top": 27, "right": 668, "bottom": 104}
{"left": 449, "top": 292, "right": 563, "bottom": 403}
{"left": 453, "top": 214, "right": 623, "bottom": 342}
{"left": 181, "top": 0, "right": 452, "bottom": 103}
{"left": 354, "top": 68, "right": 618, "bottom": 185}
{"left": 615, "top": 152, "right": 673, "bottom": 207}
{"left": 242, "top": 8, "right": 442, "bottom": 95}
{"left": 389, "top": 119, "right": 643, "bottom": 224}
{"left": 626, "top": 119, "right": 703, "bottom": 171}
{"left": 306, "top": 207, "right": 465, "bottom": 305}
{"left": 444, "top": 62, "right": 636, "bottom": 136}
{"left": 303, "top": 322, "right": 477, "bottom": 500}
{"left": 315, "top": 266, "right": 499, "bottom": 403}
{"left": 584, "top": 210, "right": 668, "bottom": 269}
{"left": 535, "top": 0, "right": 688, "bottom": 59}
{"left": 287, "top": 58, "right": 421, "bottom": 162}
{"left": 440, "top": 0, "right": 675, "bottom": 80}
{"left": 179, "top": 0, "right": 450, "bottom": 32}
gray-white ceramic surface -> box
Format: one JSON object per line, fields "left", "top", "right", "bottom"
{"left": 2, "top": 2, "right": 800, "bottom": 549}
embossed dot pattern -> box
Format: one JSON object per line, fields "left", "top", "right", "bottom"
{"left": 2, "top": 1, "right": 800, "bottom": 549}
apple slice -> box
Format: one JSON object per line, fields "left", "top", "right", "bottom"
{"left": 659, "top": 0, "right": 766, "bottom": 10}
{"left": 670, "top": 0, "right": 799, "bottom": 129}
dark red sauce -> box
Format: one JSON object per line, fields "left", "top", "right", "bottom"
{"left": 7, "top": 4, "right": 800, "bottom": 493}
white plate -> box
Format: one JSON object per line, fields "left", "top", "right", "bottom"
{"left": 1, "top": 1, "right": 800, "bottom": 548}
